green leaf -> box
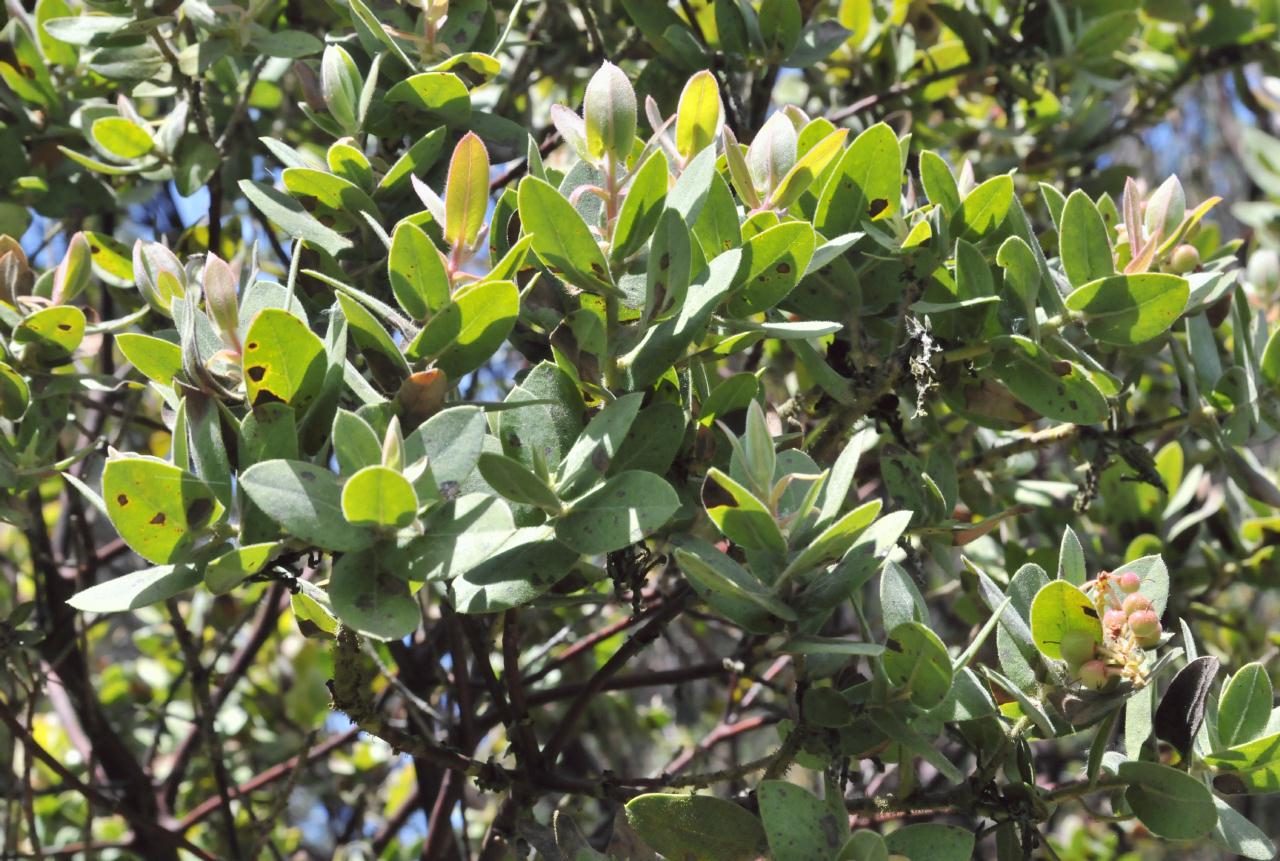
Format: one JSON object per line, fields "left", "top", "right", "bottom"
{"left": 172, "top": 136, "right": 220, "bottom": 197}
{"left": 919, "top": 150, "right": 960, "bottom": 217}
{"left": 404, "top": 405, "right": 486, "bottom": 487}
{"left": 814, "top": 122, "right": 900, "bottom": 235}
{"left": 674, "top": 545, "right": 797, "bottom": 624}
{"left": 205, "top": 543, "right": 280, "bottom": 595}
{"left": 518, "top": 176, "right": 614, "bottom": 295}
{"left": 444, "top": 132, "right": 489, "bottom": 249}
{"left": 15, "top": 305, "right": 85, "bottom": 360}
{"left": 335, "top": 292, "right": 410, "bottom": 380}
{"left": 102, "top": 457, "right": 221, "bottom": 564}
{"left": 1119, "top": 760, "right": 1218, "bottom": 840}
{"left": 669, "top": 145, "right": 719, "bottom": 226}
{"left": 388, "top": 221, "right": 450, "bottom": 321}
{"left": 883, "top": 825, "right": 975, "bottom": 861}
{"left": 1058, "top": 525, "right": 1086, "bottom": 586}
{"left": 645, "top": 208, "right": 693, "bottom": 322}
{"left": 384, "top": 72, "right": 471, "bottom": 127}
{"left": 83, "top": 231, "right": 134, "bottom": 286}
{"left": 728, "top": 221, "right": 816, "bottom": 316}
{"left": 1207, "top": 731, "right": 1280, "bottom": 794}
{"left": 68, "top": 564, "right": 202, "bottom": 613}
{"left": 90, "top": 116, "right": 153, "bottom": 159}
{"left": 477, "top": 451, "right": 561, "bottom": 511}
{"left": 771, "top": 129, "right": 848, "bottom": 211}
{"left": 624, "top": 793, "right": 767, "bottom": 861}
{"left": 675, "top": 70, "right": 722, "bottom": 161}
{"left": 883, "top": 621, "right": 954, "bottom": 709}
{"left": 779, "top": 499, "right": 881, "bottom": 583}
{"left": 952, "top": 174, "right": 1013, "bottom": 239}
{"left": 1059, "top": 190, "right": 1116, "bottom": 288}
{"left": 1029, "top": 580, "right": 1102, "bottom": 660}
{"left": 1210, "top": 795, "right": 1277, "bottom": 859}
{"left": 341, "top": 465, "right": 419, "bottom": 529}
{"left": 1261, "top": 327, "right": 1280, "bottom": 394}
{"left": 699, "top": 372, "right": 758, "bottom": 425}
{"left": 241, "top": 309, "right": 327, "bottom": 409}
{"left": 281, "top": 167, "right": 379, "bottom": 228}
{"left": 239, "top": 460, "right": 374, "bottom": 552}
{"left": 448, "top": 526, "right": 580, "bottom": 613}
{"left": 996, "top": 235, "right": 1041, "bottom": 322}
{"left": 611, "top": 149, "right": 668, "bottom": 263}
{"left": 408, "top": 495, "right": 515, "bottom": 582}
{"left": 332, "top": 409, "right": 382, "bottom": 475}
{"left": 556, "top": 392, "right": 643, "bottom": 494}
{"left": 993, "top": 335, "right": 1109, "bottom": 424}
{"left": 555, "top": 471, "right": 679, "bottom": 555}
{"left": 378, "top": 127, "right": 447, "bottom": 193}
{"left": 0, "top": 362, "right": 30, "bottom": 420}
{"left": 320, "top": 44, "right": 362, "bottom": 134}
{"left": 1064, "top": 273, "right": 1190, "bottom": 346}
{"left": 329, "top": 548, "right": 420, "bottom": 641}
{"left": 404, "top": 278, "right": 518, "bottom": 378}
{"left": 839, "top": 830, "right": 888, "bottom": 861}
{"left": 1219, "top": 663, "right": 1274, "bottom": 749}
{"left": 758, "top": 780, "right": 843, "bottom": 861}
{"left": 702, "top": 467, "right": 786, "bottom": 554}
{"left": 621, "top": 248, "right": 741, "bottom": 389}
{"left": 239, "top": 180, "right": 354, "bottom": 256}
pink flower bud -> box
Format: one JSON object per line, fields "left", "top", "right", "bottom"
{"left": 1117, "top": 572, "right": 1141, "bottom": 594}
{"left": 1122, "top": 594, "right": 1151, "bottom": 616}
{"left": 1129, "top": 610, "right": 1161, "bottom": 642}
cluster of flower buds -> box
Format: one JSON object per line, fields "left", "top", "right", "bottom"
{"left": 1062, "top": 571, "right": 1163, "bottom": 692}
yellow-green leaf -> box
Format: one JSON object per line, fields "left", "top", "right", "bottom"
{"left": 241, "top": 309, "right": 326, "bottom": 408}
{"left": 102, "top": 456, "right": 221, "bottom": 564}
{"left": 444, "top": 131, "right": 489, "bottom": 249}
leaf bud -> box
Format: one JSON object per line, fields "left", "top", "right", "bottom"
{"left": 1144, "top": 175, "right": 1185, "bottom": 242}
{"left": 202, "top": 254, "right": 240, "bottom": 347}
{"left": 52, "top": 232, "right": 92, "bottom": 305}
{"left": 584, "top": 62, "right": 636, "bottom": 165}
{"left": 132, "top": 240, "right": 187, "bottom": 317}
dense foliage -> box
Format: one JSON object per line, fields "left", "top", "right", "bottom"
{"left": 4, "top": 1, "right": 1280, "bottom": 859}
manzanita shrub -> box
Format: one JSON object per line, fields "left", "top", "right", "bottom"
{"left": 5, "top": 1, "right": 1280, "bottom": 859}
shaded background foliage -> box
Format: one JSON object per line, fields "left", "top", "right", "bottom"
{"left": 4, "top": 1, "right": 1280, "bottom": 859}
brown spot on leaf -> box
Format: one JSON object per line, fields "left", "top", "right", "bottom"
{"left": 775, "top": 262, "right": 791, "bottom": 275}
{"left": 247, "top": 365, "right": 267, "bottom": 382}
{"left": 701, "top": 477, "right": 737, "bottom": 510}
{"left": 116, "top": 494, "right": 129, "bottom": 506}
{"left": 869, "top": 198, "right": 889, "bottom": 217}
{"left": 659, "top": 253, "right": 670, "bottom": 270}
{"left": 186, "top": 497, "right": 214, "bottom": 527}
{"left": 57, "top": 323, "right": 72, "bottom": 331}
{"left": 252, "top": 389, "right": 283, "bottom": 407}
{"left": 149, "top": 512, "right": 167, "bottom": 525}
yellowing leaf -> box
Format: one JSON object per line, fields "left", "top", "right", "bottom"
{"left": 241, "top": 309, "right": 326, "bottom": 408}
